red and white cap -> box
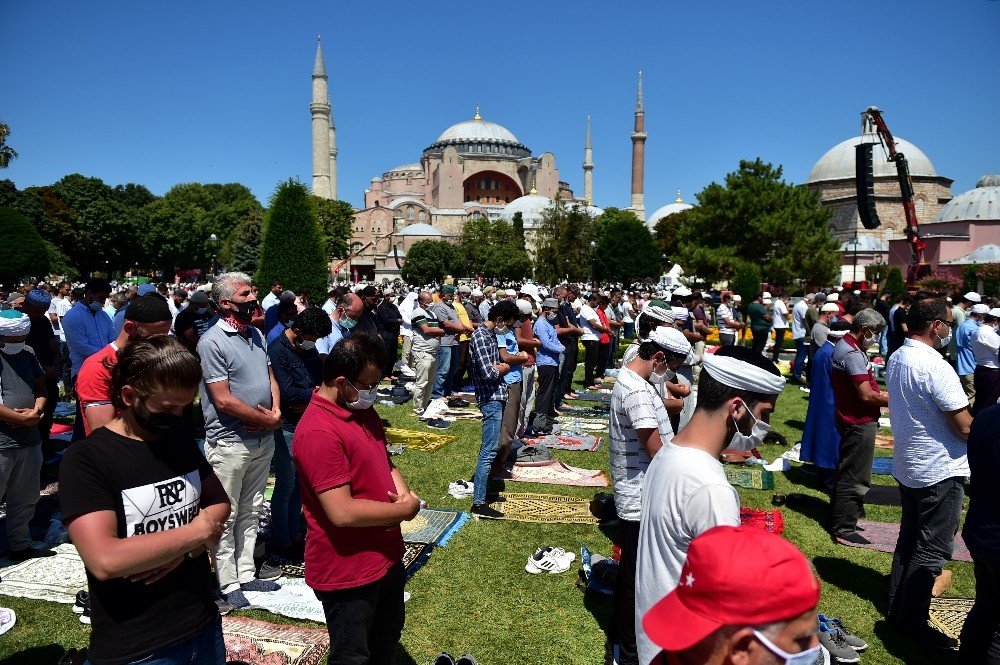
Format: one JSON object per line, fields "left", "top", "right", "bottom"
{"left": 642, "top": 525, "right": 820, "bottom": 653}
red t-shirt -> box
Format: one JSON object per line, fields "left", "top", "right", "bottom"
{"left": 596, "top": 308, "right": 611, "bottom": 345}
{"left": 830, "top": 333, "right": 880, "bottom": 425}
{"left": 292, "top": 392, "right": 404, "bottom": 591}
{"left": 75, "top": 343, "right": 120, "bottom": 436}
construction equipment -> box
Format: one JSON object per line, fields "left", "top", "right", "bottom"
{"left": 328, "top": 231, "right": 395, "bottom": 277}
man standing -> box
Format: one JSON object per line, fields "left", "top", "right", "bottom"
{"left": 173, "top": 290, "right": 217, "bottom": 354}
{"left": 316, "top": 293, "right": 364, "bottom": 358}
{"left": 800, "top": 321, "right": 851, "bottom": 490}
{"left": 356, "top": 286, "right": 386, "bottom": 339}
{"left": 971, "top": 308, "right": 1000, "bottom": 416}
{"left": 468, "top": 300, "right": 516, "bottom": 519}
{"left": 260, "top": 280, "right": 283, "bottom": 313}
{"left": 790, "top": 294, "right": 809, "bottom": 382}
{"left": 771, "top": 293, "right": 789, "bottom": 364}
{"left": 453, "top": 287, "right": 483, "bottom": 388}
{"left": 609, "top": 328, "right": 690, "bottom": 665}
{"left": 950, "top": 291, "right": 979, "bottom": 364}
{"left": 62, "top": 278, "right": 115, "bottom": 381}
{"left": 635, "top": 346, "right": 785, "bottom": 665}
{"left": 450, "top": 285, "right": 476, "bottom": 392}
{"left": 747, "top": 292, "right": 772, "bottom": 357}
{"left": 714, "top": 292, "right": 743, "bottom": 348}
{"left": 530, "top": 298, "right": 564, "bottom": 435}
{"left": 887, "top": 295, "right": 911, "bottom": 359}
{"left": 22, "top": 290, "right": 60, "bottom": 448}
{"left": 376, "top": 289, "right": 402, "bottom": 378}
{"left": 513, "top": 299, "right": 539, "bottom": 437}
{"left": 955, "top": 303, "right": 987, "bottom": 406}
{"left": 555, "top": 286, "right": 583, "bottom": 405}
{"left": 294, "top": 332, "right": 420, "bottom": 664}
{"left": 431, "top": 286, "right": 465, "bottom": 401}
{"left": 886, "top": 298, "right": 972, "bottom": 650}
{"left": 829, "top": 309, "right": 889, "bottom": 544}
{"left": 199, "top": 272, "right": 284, "bottom": 609}
{"left": 410, "top": 291, "right": 444, "bottom": 418}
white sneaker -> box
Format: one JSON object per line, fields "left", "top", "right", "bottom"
{"left": 525, "top": 546, "right": 573, "bottom": 574}
{"left": 448, "top": 480, "right": 474, "bottom": 499}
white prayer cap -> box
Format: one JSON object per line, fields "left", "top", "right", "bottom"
{"left": 647, "top": 327, "right": 692, "bottom": 356}
{"left": 763, "top": 298, "right": 772, "bottom": 305}
{"left": 762, "top": 291, "right": 772, "bottom": 299}
{"left": 964, "top": 292, "right": 982, "bottom": 303}
{"left": 471, "top": 289, "right": 483, "bottom": 297}
{"left": 672, "top": 286, "right": 692, "bottom": 297}
{"left": 701, "top": 353, "right": 785, "bottom": 395}
{"left": 733, "top": 295, "right": 743, "bottom": 302}
{"left": 828, "top": 328, "right": 849, "bottom": 339}
{"left": 971, "top": 304, "right": 989, "bottom": 315}
{"left": 0, "top": 311, "right": 30, "bottom": 337}
{"left": 826, "top": 293, "right": 839, "bottom": 302}
{"left": 504, "top": 289, "right": 517, "bottom": 297}
{"left": 990, "top": 308, "right": 1000, "bottom": 318}
{"left": 672, "top": 306, "right": 689, "bottom": 321}
{"left": 821, "top": 303, "right": 840, "bottom": 313}
{"left": 516, "top": 299, "right": 533, "bottom": 316}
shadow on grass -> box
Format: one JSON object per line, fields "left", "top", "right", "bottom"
{"left": 871, "top": 620, "right": 960, "bottom": 665}
{"left": 0, "top": 644, "right": 67, "bottom": 665}
{"left": 782, "top": 492, "right": 829, "bottom": 529}
{"left": 813, "top": 556, "right": 888, "bottom": 610}
{"left": 582, "top": 587, "right": 613, "bottom": 635}
{"left": 784, "top": 418, "right": 806, "bottom": 430}
{"left": 397, "top": 646, "right": 418, "bottom": 665}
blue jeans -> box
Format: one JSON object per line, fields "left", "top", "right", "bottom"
{"left": 473, "top": 400, "right": 505, "bottom": 505}
{"left": 87, "top": 616, "right": 225, "bottom": 665}
{"left": 432, "top": 345, "right": 455, "bottom": 398}
{"left": 879, "top": 327, "right": 888, "bottom": 357}
{"left": 270, "top": 424, "right": 301, "bottom": 549}
{"left": 792, "top": 337, "right": 807, "bottom": 379}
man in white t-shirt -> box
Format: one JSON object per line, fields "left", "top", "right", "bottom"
{"left": 409, "top": 291, "right": 444, "bottom": 416}
{"left": 790, "top": 295, "right": 809, "bottom": 382}
{"left": 635, "top": 346, "right": 786, "bottom": 665}
{"left": 771, "top": 293, "right": 789, "bottom": 364}
{"left": 886, "top": 298, "right": 972, "bottom": 650}
{"left": 609, "top": 327, "right": 690, "bottom": 665}
{"left": 714, "top": 292, "right": 743, "bottom": 347}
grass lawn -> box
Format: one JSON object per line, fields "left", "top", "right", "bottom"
{"left": 0, "top": 374, "right": 971, "bottom": 664}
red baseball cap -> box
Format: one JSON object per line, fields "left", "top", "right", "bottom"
{"left": 642, "top": 525, "right": 820, "bottom": 653}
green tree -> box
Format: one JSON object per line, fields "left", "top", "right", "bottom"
{"left": 113, "top": 183, "right": 157, "bottom": 209}
{"left": 512, "top": 212, "right": 526, "bottom": 251}
{"left": 227, "top": 208, "right": 263, "bottom": 274}
{"left": 882, "top": 266, "right": 906, "bottom": 300}
{"left": 312, "top": 197, "right": 354, "bottom": 260}
{"left": 593, "top": 208, "right": 662, "bottom": 282}
{"left": 0, "top": 208, "right": 49, "bottom": 284}
{"left": 0, "top": 122, "right": 18, "bottom": 169}
{"left": 457, "top": 217, "right": 531, "bottom": 279}
{"left": 653, "top": 208, "right": 689, "bottom": 263}
{"left": 675, "top": 159, "right": 838, "bottom": 287}
{"left": 256, "top": 179, "right": 328, "bottom": 296}
{"left": 402, "top": 240, "right": 460, "bottom": 285}
{"left": 52, "top": 174, "right": 135, "bottom": 275}
{"left": 534, "top": 201, "right": 598, "bottom": 283}
{"left": 731, "top": 263, "right": 762, "bottom": 305}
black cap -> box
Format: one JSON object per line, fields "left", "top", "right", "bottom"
{"left": 125, "top": 294, "right": 172, "bottom": 323}
{"left": 359, "top": 286, "right": 379, "bottom": 297}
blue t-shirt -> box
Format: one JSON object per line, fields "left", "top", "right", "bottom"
{"left": 496, "top": 330, "right": 522, "bottom": 384}
{"left": 955, "top": 318, "right": 980, "bottom": 377}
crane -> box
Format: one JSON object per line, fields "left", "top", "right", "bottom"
{"left": 328, "top": 231, "right": 397, "bottom": 278}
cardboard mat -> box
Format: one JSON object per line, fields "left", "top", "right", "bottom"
{"left": 0, "top": 543, "right": 86, "bottom": 604}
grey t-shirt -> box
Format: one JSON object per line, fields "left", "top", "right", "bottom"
{"left": 197, "top": 320, "right": 273, "bottom": 445}
{"left": 0, "top": 350, "right": 43, "bottom": 448}
{"left": 811, "top": 320, "right": 830, "bottom": 348}
{"left": 432, "top": 301, "right": 460, "bottom": 347}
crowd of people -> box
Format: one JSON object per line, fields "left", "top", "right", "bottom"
{"left": 0, "top": 271, "right": 997, "bottom": 664}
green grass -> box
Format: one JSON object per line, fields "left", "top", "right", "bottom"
{"left": 0, "top": 376, "right": 972, "bottom": 664}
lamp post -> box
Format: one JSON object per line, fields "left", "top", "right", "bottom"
{"left": 850, "top": 235, "right": 860, "bottom": 285}
{"left": 590, "top": 240, "right": 596, "bottom": 284}
{"left": 209, "top": 233, "right": 219, "bottom": 277}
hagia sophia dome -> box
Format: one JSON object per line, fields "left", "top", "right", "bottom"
{"left": 500, "top": 192, "right": 604, "bottom": 229}
{"left": 646, "top": 192, "right": 693, "bottom": 230}
{"left": 807, "top": 133, "right": 937, "bottom": 184}
{"left": 423, "top": 108, "right": 532, "bottom": 158}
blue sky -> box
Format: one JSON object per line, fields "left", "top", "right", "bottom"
{"left": 3, "top": 0, "right": 998, "bottom": 213}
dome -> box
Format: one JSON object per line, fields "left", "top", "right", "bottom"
{"left": 398, "top": 223, "right": 443, "bottom": 237}
{"left": 941, "top": 244, "right": 1000, "bottom": 265}
{"left": 386, "top": 163, "right": 422, "bottom": 174}
{"left": 838, "top": 236, "right": 888, "bottom": 252}
{"left": 500, "top": 193, "right": 554, "bottom": 229}
{"left": 937, "top": 175, "right": 1000, "bottom": 222}
{"left": 807, "top": 134, "right": 937, "bottom": 184}
{"left": 425, "top": 108, "right": 531, "bottom": 158}
{"left": 646, "top": 192, "right": 694, "bottom": 229}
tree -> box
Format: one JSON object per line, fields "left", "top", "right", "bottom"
{"left": 731, "top": 263, "right": 762, "bottom": 304}
{"left": 401, "top": 240, "right": 460, "bottom": 285}
{"left": 653, "top": 208, "right": 689, "bottom": 263}
{"left": 592, "top": 208, "right": 662, "bottom": 283}
{"left": 534, "top": 201, "right": 598, "bottom": 283}
{"left": 512, "top": 212, "right": 526, "bottom": 251}
{"left": 674, "top": 159, "right": 838, "bottom": 287}
{"left": 312, "top": 197, "right": 354, "bottom": 260}
{"left": 0, "top": 208, "right": 49, "bottom": 284}
{"left": 0, "top": 122, "right": 18, "bottom": 169}
{"left": 457, "top": 216, "right": 531, "bottom": 279}
{"left": 882, "top": 266, "right": 906, "bottom": 300}
{"left": 52, "top": 174, "right": 135, "bottom": 275}
{"left": 227, "top": 208, "right": 263, "bottom": 275}
{"left": 256, "top": 179, "right": 328, "bottom": 297}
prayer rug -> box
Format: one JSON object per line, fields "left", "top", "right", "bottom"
{"left": 223, "top": 616, "right": 329, "bottom": 665}
{"left": 928, "top": 597, "right": 973, "bottom": 644}
{"left": 401, "top": 508, "right": 469, "bottom": 545}
{"left": 872, "top": 457, "right": 893, "bottom": 475}
{"left": 723, "top": 465, "right": 774, "bottom": 490}
{"left": 403, "top": 542, "right": 435, "bottom": 578}
{"left": 492, "top": 492, "right": 599, "bottom": 525}
{"left": 508, "top": 460, "right": 609, "bottom": 487}
{"left": 739, "top": 508, "right": 784, "bottom": 535}
{"left": 875, "top": 432, "right": 894, "bottom": 450}
{"left": 0, "top": 543, "right": 86, "bottom": 604}
{"left": 523, "top": 434, "right": 602, "bottom": 452}
{"left": 558, "top": 405, "right": 610, "bottom": 417}
{"left": 839, "top": 520, "right": 972, "bottom": 562}
{"left": 384, "top": 428, "right": 456, "bottom": 452}
{"left": 243, "top": 577, "right": 325, "bottom": 623}
{"left": 574, "top": 392, "right": 612, "bottom": 403}
{"left": 279, "top": 562, "right": 305, "bottom": 578}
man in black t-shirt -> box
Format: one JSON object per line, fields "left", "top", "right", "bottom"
{"left": 22, "top": 289, "right": 61, "bottom": 447}
{"left": 173, "top": 291, "right": 217, "bottom": 354}
{"left": 554, "top": 286, "right": 584, "bottom": 407}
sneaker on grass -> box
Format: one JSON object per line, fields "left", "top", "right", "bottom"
{"left": 258, "top": 560, "right": 282, "bottom": 581}
{"left": 470, "top": 504, "right": 503, "bottom": 520}
{"left": 817, "top": 629, "right": 859, "bottom": 663}
{"left": 78, "top": 604, "right": 91, "bottom": 625}
{"left": 525, "top": 546, "right": 574, "bottom": 574}
{"left": 72, "top": 590, "right": 89, "bottom": 615}
{"left": 819, "top": 615, "right": 867, "bottom": 652}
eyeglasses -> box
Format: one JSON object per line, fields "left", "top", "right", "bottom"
{"left": 752, "top": 630, "right": 823, "bottom": 665}
{"left": 348, "top": 377, "right": 381, "bottom": 392}
{"left": 932, "top": 319, "right": 957, "bottom": 330}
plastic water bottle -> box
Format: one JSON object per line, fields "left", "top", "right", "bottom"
{"left": 581, "top": 546, "right": 592, "bottom": 580}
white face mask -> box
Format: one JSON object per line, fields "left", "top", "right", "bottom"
{"left": 1, "top": 342, "right": 25, "bottom": 355}
{"left": 753, "top": 630, "right": 823, "bottom": 665}
{"left": 933, "top": 321, "right": 952, "bottom": 350}
{"left": 345, "top": 380, "right": 378, "bottom": 411}
{"left": 728, "top": 400, "right": 771, "bottom": 451}
{"left": 545, "top": 312, "right": 558, "bottom": 322}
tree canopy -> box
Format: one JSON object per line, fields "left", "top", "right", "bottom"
{"left": 226, "top": 208, "right": 263, "bottom": 275}
{"left": 256, "top": 180, "right": 328, "bottom": 297}
{"left": 0, "top": 122, "right": 17, "bottom": 169}
{"left": 401, "top": 240, "right": 460, "bottom": 285}
{"left": 312, "top": 197, "right": 354, "bottom": 260}
{"left": 457, "top": 217, "right": 532, "bottom": 280}
{"left": 592, "top": 207, "right": 662, "bottom": 282}
{"left": 674, "top": 159, "right": 838, "bottom": 287}
{"left": 0, "top": 207, "right": 49, "bottom": 285}
{"left": 533, "top": 201, "right": 598, "bottom": 283}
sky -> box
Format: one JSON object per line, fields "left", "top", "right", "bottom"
{"left": 3, "top": 0, "right": 999, "bottom": 214}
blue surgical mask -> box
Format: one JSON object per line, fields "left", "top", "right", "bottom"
{"left": 340, "top": 317, "right": 357, "bottom": 330}
{"left": 88, "top": 301, "right": 104, "bottom": 313}
{"left": 753, "top": 630, "right": 823, "bottom": 665}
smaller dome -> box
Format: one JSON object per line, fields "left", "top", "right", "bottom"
{"left": 937, "top": 175, "right": 1000, "bottom": 223}
{"left": 839, "top": 236, "right": 888, "bottom": 252}
{"left": 500, "top": 193, "right": 554, "bottom": 229}
{"left": 398, "top": 223, "right": 443, "bottom": 237}
{"left": 941, "top": 244, "right": 1000, "bottom": 265}
{"left": 646, "top": 191, "right": 694, "bottom": 229}
{"left": 386, "top": 163, "right": 423, "bottom": 174}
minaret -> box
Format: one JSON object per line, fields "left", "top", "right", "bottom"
{"left": 311, "top": 37, "right": 333, "bottom": 199}
{"left": 630, "top": 70, "right": 646, "bottom": 220}
{"left": 328, "top": 121, "right": 338, "bottom": 200}
{"left": 583, "top": 115, "right": 594, "bottom": 205}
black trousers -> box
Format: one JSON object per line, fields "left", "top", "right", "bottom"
{"left": 960, "top": 552, "right": 1000, "bottom": 664}
{"left": 751, "top": 328, "right": 769, "bottom": 356}
{"left": 557, "top": 337, "right": 578, "bottom": 402}
{"left": 612, "top": 520, "right": 640, "bottom": 665}
{"left": 380, "top": 334, "right": 398, "bottom": 377}
{"left": 39, "top": 377, "right": 59, "bottom": 458}
{"left": 771, "top": 328, "right": 787, "bottom": 363}
{"left": 887, "top": 477, "right": 965, "bottom": 630}
{"left": 596, "top": 343, "right": 611, "bottom": 383}
{"left": 532, "top": 365, "right": 559, "bottom": 434}
{"left": 451, "top": 339, "right": 470, "bottom": 389}
{"left": 315, "top": 561, "right": 405, "bottom": 665}
{"left": 829, "top": 421, "right": 877, "bottom": 537}
{"left": 582, "top": 340, "right": 599, "bottom": 387}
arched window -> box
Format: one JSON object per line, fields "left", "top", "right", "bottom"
{"left": 418, "top": 210, "right": 427, "bottom": 222}
{"left": 915, "top": 198, "right": 926, "bottom": 219}
{"left": 407, "top": 206, "right": 414, "bottom": 221}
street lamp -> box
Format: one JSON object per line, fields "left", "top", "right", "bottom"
{"left": 850, "top": 236, "right": 861, "bottom": 285}
{"left": 590, "top": 240, "right": 596, "bottom": 284}
{"left": 209, "top": 233, "right": 219, "bottom": 277}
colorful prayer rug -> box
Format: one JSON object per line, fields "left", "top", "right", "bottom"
{"left": 401, "top": 508, "right": 469, "bottom": 545}
{"left": 739, "top": 508, "right": 784, "bottom": 535}
{"left": 723, "top": 464, "right": 775, "bottom": 490}
{"left": 384, "top": 428, "right": 456, "bottom": 452}
{"left": 928, "top": 597, "right": 972, "bottom": 644}
{"left": 508, "top": 460, "right": 609, "bottom": 487}
{"left": 0, "top": 543, "right": 86, "bottom": 604}
{"left": 875, "top": 432, "right": 894, "bottom": 449}
{"left": 223, "top": 616, "right": 329, "bottom": 665}
{"left": 523, "top": 434, "right": 602, "bottom": 452}
{"left": 492, "top": 492, "right": 599, "bottom": 525}
{"left": 839, "top": 520, "right": 972, "bottom": 562}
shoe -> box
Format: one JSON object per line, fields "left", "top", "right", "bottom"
{"left": 78, "top": 602, "right": 91, "bottom": 625}
{"left": 456, "top": 656, "right": 479, "bottom": 665}
{"left": 800, "top": 386, "right": 811, "bottom": 394}
{"left": 258, "top": 561, "right": 282, "bottom": 581}
{"left": 7, "top": 548, "right": 56, "bottom": 562}
{"left": 817, "top": 629, "right": 859, "bottom": 663}
{"left": 447, "top": 397, "right": 470, "bottom": 408}
{"left": 819, "top": 615, "right": 867, "bottom": 652}
{"left": 525, "top": 546, "right": 572, "bottom": 574}
{"left": 427, "top": 418, "right": 452, "bottom": 430}
{"left": 470, "top": 504, "right": 503, "bottom": 520}
{"left": 835, "top": 532, "right": 872, "bottom": 546}
{"left": 240, "top": 578, "right": 281, "bottom": 592}
{"left": 434, "top": 653, "right": 456, "bottom": 665}
{"left": 483, "top": 493, "right": 507, "bottom": 503}
{"left": 225, "top": 588, "right": 250, "bottom": 610}
{"left": 72, "top": 590, "right": 89, "bottom": 615}
{"left": 912, "top": 625, "right": 958, "bottom": 651}
{"left": 215, "top": 597, "right": 234, "bottom": 616}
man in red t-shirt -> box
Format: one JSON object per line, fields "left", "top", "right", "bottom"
{"left": 829, "top": 308, "right": 889, "bottom": 544}
{"left": 293, "top": 332, "right": 420, "bottom": 664}
{"left": 76, "top": 295, "right": 173, "bottom": 436}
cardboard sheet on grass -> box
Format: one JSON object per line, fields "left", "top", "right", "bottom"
{"left": 928, "top": 597, "right": 973, "bottom": 643}
{"left": 223, "top": 616, "right": 329, "bottom": 665}
{"left": 493, "top": 492, "right": 599, "bottom": 524}
{"left": 523, "top": 434, "right": 602, "bottom": 452}
{"left": 384, "top": 428, "right": 456, "bottom": 452}
{"left": 0, "top": 543, "right": 86, "bottom": 604}
{"left": 508, "top": 460, "right": 609, "bottom": 487}
{"left": 839, "top": 520, "right": 972, "bottom": 562}
{"left": 555, "top": 419, "right": 608, "bottom": 433}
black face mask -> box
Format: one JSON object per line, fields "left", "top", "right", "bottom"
{"left": 231, "top": 300, "right": 257, "bottom": 321}
{"left": 134, "top": 400, "right": 186, "bottom": 436}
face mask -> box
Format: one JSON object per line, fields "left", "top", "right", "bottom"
{"left": 859, "top": 332, "right": 877, "bottom": 349}
{"left": 231, "top": 300, "right": 257, "bottom": 321}
{"left": 545, "top": 312, "right": 558, "bottom": 322}
{"left": 194, "top": 307, "right": 207, "bottom": 315}
{"left": 345, "top": 380, "right": 378, "bottom": 410}
{"left": 282, "top": 320, "right": 294, "bottom": 329}
{"left": 1, "top": 342, "right": 25, "bottom": 355}
{"left": 933, "top": 322, "right": 951, "bottom": 350}
{"left": 340, "top": 316, "right": 357, "bottom": 330}
{"left": 494, "top": 325, "right": 509, "bottom": 336}
{"left": 88, "top": 301, "right": 104, "bottom": 313}
{"left": 728, "top": 400, "right": 771, "bottom": 451}
{"left": 133, "top": 400, "right": 186, "bottom": 436}
{"left": 753, "top": 630, "right": 823, "bottom": 665}
{"left": 298, "top": 339, "right": 316, "bottom": 352}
